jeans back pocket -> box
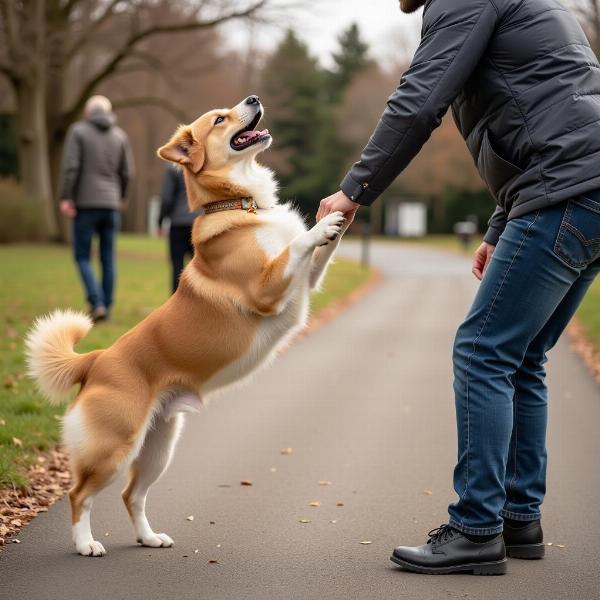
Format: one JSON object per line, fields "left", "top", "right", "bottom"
{"left": 554, "top": 195, "right": 600, "bottom": 268}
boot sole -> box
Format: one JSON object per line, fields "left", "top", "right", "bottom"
{"left": 506, "top": 543, "right": 545, "bottom": 559}
{"left": 390, "top": 554, "right": 507, "bottom": 575}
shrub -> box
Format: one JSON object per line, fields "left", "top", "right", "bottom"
{"left": 0, "top": 178, "right": 48, "bottom": 243}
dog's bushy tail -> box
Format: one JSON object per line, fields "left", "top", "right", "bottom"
{"left": 25, "top": 310, "right": 100, "bottom": 405}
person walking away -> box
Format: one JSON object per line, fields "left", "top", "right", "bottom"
{"left": 317, "top": 0, "right": 600, "bottom": 575}
{"left": 59, "top": 95, "right": 134, "bottom": 322}
{"left": 157, "top": 164, "right": 200, "bottom": 293}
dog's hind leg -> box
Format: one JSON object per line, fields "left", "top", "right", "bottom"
{"left": 69, "top": 444, "right": 133, "bottom": 557}
{"left": 122, "top": 413, "right": 184, "bottom": 548}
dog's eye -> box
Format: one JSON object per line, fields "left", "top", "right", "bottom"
{"left": 214, "top": 116, "right": 225, "bottom": 125}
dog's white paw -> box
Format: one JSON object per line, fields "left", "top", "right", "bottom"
{"left": 311, "top": 211, "right": 345, "bottom": 246}
{"left": 77, "top": 540, "right": 106, "bottom": 557}
{"left": 138, "top": 532, "right": 174, "bottom": 548}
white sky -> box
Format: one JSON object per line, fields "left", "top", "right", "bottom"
{"left": 222, "top": 1, "right": 424, "bottom": 70}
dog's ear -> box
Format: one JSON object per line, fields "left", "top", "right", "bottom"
{"left": 157, "top": 126, "right": 205, "bottom": 173}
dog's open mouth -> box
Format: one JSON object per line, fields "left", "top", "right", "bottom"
{"left": 231, "top": 111, "right": 271, "bottom": 151}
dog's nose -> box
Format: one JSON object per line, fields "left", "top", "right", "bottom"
{"left": 245, "top": 95, "right": 260, "bottom": 105}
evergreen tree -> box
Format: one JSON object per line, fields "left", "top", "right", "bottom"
{"left": 261, "top": 30, "right": 337, "bottom": 218}
{"left": 260, "top": 27, "right": 370, "bottom": 219}
{"left": 329, "top": 23, "right": 370, "bottom": 101}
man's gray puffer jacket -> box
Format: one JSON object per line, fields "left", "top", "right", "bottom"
{"left": 60, "top": 111, "right": 134, "bottom": 210}
{"left": 340, "top": 0, "right": 600, "bottom": 244}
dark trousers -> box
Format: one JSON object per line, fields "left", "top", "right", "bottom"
{"left": 169, "top": 225, "right": 194, "bottom": 293}
{"left": 448, "top": 190, "right": 600, "bottom": 534}
{"left": 73, "top": 209, "right": 120, "bottom": 310}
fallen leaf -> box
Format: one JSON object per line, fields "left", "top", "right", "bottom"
{"left": 186, "top": 515, "right": 194, "bottom": 521}
{"left": 309, "top": 501, "right": 321, "bottom": 508}
{"left": 0, "top": 419, "right": 5, "bottom": 426}
{"left": 12, "top": 437, "right": 22, "bottom": 448}
{"left": 299, "top": 519, "right": 311, "bottom": 524}
{"left": 556, "top": 544, "right": 566, "bottom": 548}
{"left": 13, "top": 539, "right": 20, "bottom": 544}
{"left": 10, "top": 519, "right": 22, "bottom": 527}
{"left": 209, "top": 521, "right": 216, "bottom": 525}
{"left": 423, "top": 490, "right": 433, "bottom": 496}
{"left": 208, "top": 559, "right": 219, "bottom": 564}
{"left": 336, "top": 502, "right": 344, "bottom": 507}
{"left": 360, "top": 541, "right": 372, "bottom": 545}
{"left": 240, "top": 480, "right": 253, "bottom": 486}
{"left": 318, "top": 480, "right": 332, "bottom": 486}
{"left": 280, "top": 447, "right": 293, "bottom": 455}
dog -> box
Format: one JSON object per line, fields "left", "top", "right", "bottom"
{"left": 25, "top": 96, "right": 348, "bottom": 557}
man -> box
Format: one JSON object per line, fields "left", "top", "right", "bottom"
{"left": 318, "top": 0, "right": 600, "bottom": 575}
{"left": 157, "top": 164, "right": 200, "bottom": 293}
{"left": 60, "top": 95, "right": 134, "bottom": 322}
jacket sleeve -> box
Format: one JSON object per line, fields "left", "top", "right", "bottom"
{"left": 158, "top": 166, "right": 178, "bottom": 227}
{"left": 340, "top": 0, "right": 499, "bottom": 206}
{"left": 59, "top": 126, "right": 82, "bottom": 201}
{"left": 483, "top": 205, "right": 507, "bottom": 245}
{"left": 118, "top": 134, "right": 135, "bottom": 199}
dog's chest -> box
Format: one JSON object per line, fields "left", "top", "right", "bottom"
{"left": 254, "top": 207, "right": 307, "bottom": 258}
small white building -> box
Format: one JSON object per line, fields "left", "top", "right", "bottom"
{"left": 384, "top": 199, "right": 427, "bottom": 237}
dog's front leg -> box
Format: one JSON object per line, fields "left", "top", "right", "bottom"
{"left": 249, "top": 212, "right": 345, "bottom": 315}
{"left": 308, "top": 215, "right": 353, "bottom": 290}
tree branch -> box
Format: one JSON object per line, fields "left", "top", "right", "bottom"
{"left": 111, "top": 96, "right": 189, "bottom": 121}
{"left": 66, "top": 0, "right": 129, "bottom": 60}
{"left": 62, "top": 0, "right": 266, "bottom": 123}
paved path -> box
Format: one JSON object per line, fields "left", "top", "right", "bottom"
{"left": 2, "top": 241, "right": 599, "bottom": 600}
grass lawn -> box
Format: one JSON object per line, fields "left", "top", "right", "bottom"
{"left": 577, "top": 278, "right": 600, "bottom": 349}
{"left": 0, "top": 235, "right": 371, "bottom": 490}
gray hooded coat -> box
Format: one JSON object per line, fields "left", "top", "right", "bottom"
{"left": 340, "top": 0, "right": 600, "bottom": 244}
{"left": 60, "top": 111, "right": 134, "bottom": 210}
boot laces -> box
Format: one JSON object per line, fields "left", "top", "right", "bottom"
{"left": 427, "top": 524, "right": 456, "bottom": 545}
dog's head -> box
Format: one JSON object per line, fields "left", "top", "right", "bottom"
{"left": 158, "top": 96, "right": 275, "bottom": 210}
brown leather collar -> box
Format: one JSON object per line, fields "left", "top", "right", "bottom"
{"left": 203, "top": 197, "right": 257, "bottom": 215}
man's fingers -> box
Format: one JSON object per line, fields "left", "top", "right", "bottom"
{"left": 317, "top": 200, "right": 329, "bottom": 222}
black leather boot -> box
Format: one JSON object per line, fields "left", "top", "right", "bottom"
{"left": 391, "top": 524, "right": 507, "bottom": 575}
{"left": 503, "top": 519, "right": 545, "bottom": 559}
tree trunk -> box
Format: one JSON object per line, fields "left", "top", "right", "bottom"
{"left": 15, "top": 79, "right": 58, "bottom": 239}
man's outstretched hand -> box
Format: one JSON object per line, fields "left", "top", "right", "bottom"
{"left": 317, "top": 190, "right": 359, "bottom": 223}
{"left": 472, "top": 241, "right": 495, "bottom": 280}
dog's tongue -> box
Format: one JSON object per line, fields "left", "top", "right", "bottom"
{"left": 240, "top": 128, "right": 269, "bottom": 141}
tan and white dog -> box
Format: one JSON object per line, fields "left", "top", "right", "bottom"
{"left": 25, "top": 96, "right": 348, "bottom": 557}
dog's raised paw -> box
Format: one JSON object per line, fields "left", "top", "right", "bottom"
{"left": 77, "top": 540, "right": 106, "bottom": 557}
{"left": 139, "top": 533, "right": 174, "bottom": 548}
{"left": 312, "top": 211, "right": 345, "bottom": 246}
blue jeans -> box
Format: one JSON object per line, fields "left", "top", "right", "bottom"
{"left": 73, "top": 209, "right": 120, "bottom": 310}
{"left": 448, "top": 191, "right": 600, "bottom": 535}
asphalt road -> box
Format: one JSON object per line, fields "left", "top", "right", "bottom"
{"left": 2, "top": 241, "right": 599, "bottom": 600}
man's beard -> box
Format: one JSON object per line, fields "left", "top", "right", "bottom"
{"left": 399, "top": 0, "right": 426, "bottom": 13}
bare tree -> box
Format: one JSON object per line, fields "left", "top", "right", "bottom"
{"left": 0, "top": 0, "right": 279, "bottom": 239}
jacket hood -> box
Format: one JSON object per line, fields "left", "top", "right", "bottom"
{"left": 399, "top": 0, "right": 426, "bottom": 13}
{"left": 87, "top": 111, "right": 116, "bottom": 130}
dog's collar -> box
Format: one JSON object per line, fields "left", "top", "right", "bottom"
{"left": 203, "top": 197, "right": 257, "bottom": 215}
